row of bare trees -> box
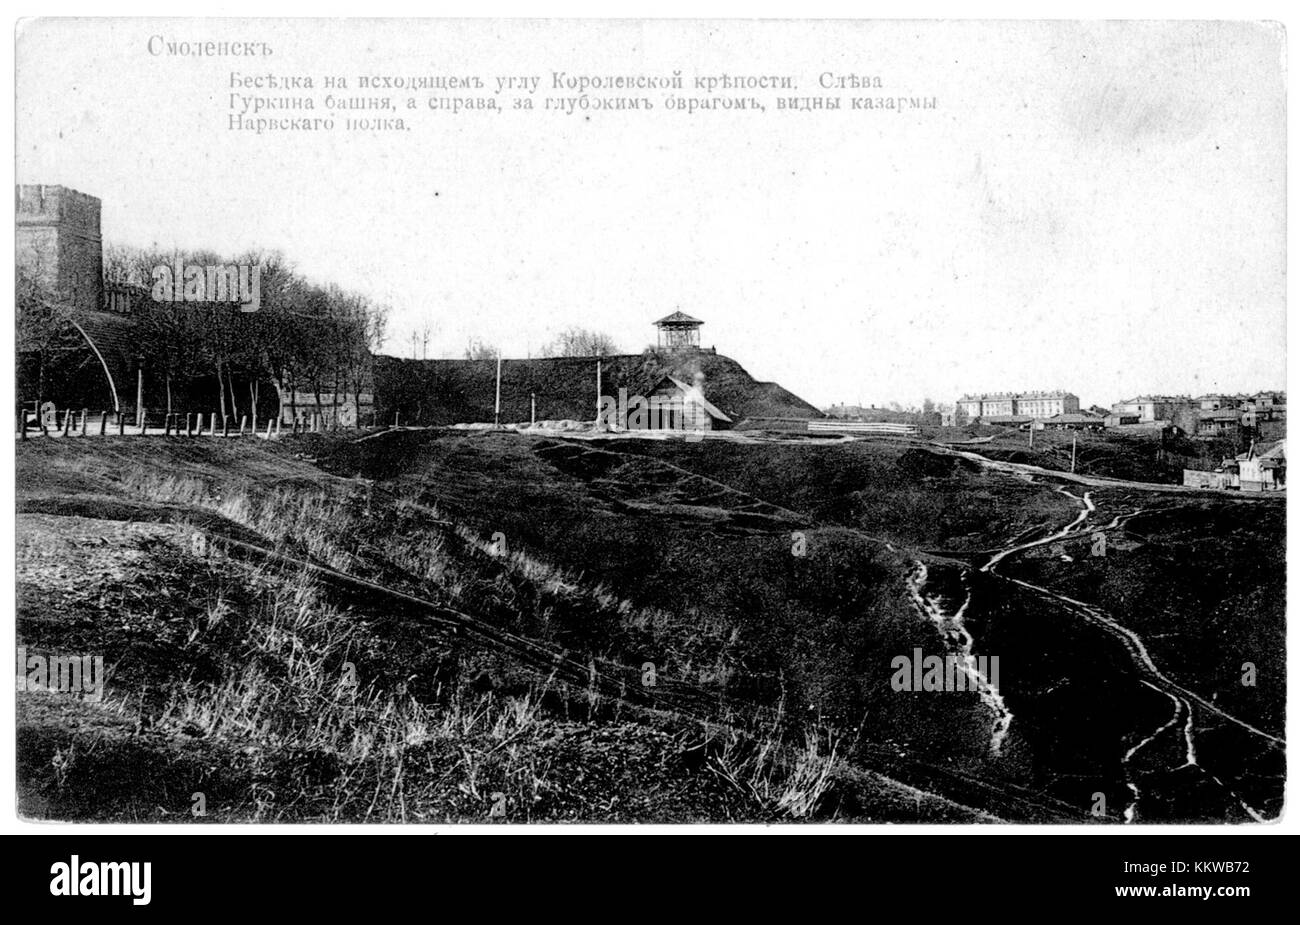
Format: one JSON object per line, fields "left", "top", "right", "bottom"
{"left": 459, "top": 326, "right": 621, "bottom": 361}
{"left": 96, "top": 245, "right": 389, "bottom": 425}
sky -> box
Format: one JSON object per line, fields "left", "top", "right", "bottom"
{"left": 16, "top": 18, "right": 1286, "bottom": 409}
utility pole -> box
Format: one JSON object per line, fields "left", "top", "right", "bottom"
{"left": 531, "top": 392, "right": 536, "bottom": 426}
{"left": 1070, "top": 435, "right": 1078, "bottom": 473}
{"left": 595, "top": 359, "right": 602, "bottom": 427}
{"left": 494, "top": 355, "right": 502, "bottom": 428}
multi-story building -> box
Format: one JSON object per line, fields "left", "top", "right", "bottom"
{"left": 1197, "top": 409, "right": 1243, "bottom": 438}
{"left": 1110, "top": 395, "right": 1196, "bottom": 424}
{"left": 957, "top": 390, "right": 1080, "bottom": 421}
{"left": 1198, "top": 391, "right": 1285, "bottom": 412}
{"left": 1196, "top": 394, "right": 1242, "bottom": 412}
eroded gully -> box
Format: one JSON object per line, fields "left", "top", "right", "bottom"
{"left": 907, "top": 451, "right": 1281, "bottom": 823}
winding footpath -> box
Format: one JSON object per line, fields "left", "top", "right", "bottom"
{"left": 968, "top": 463, "right": 1281, "bottom": 823}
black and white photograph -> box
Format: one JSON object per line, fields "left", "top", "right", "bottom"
{"left": 4, "top": 8, "right": 1295, "bottom": 869}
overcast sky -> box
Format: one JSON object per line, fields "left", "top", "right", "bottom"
{"left": 17, "top": 18, "right": 1286, "bottom": 408}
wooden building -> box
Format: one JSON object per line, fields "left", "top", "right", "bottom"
{"left": 654, "top": 311, "right": 705, "bottom": 351}
{"left": 1238, "top": 440, "right": 1286, "bottom": 491}
{"left": 647, "top": 374, "right": 733, "bottom": 431}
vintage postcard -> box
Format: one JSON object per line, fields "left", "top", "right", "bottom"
{"left": 11, "top": 17, "right": 1287, "bottom": 831}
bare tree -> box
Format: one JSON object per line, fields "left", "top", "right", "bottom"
{"left": 16, "top": 262, "right": 80, "bottom": 410}
{"left": 540, "top": 326, "right": 620, "bottom": 357}
{"left": 464, "top": 337, "right": 500, "bottom": 360}
{"left": 99, "top": 242, "right": 386, "bottom": 429}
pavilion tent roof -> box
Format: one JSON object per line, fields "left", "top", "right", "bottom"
{"left": 654, "top": 311, "right": 703, "bottom": 326}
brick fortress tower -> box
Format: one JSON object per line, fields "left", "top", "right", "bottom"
{"left": 16, "top": 184, "right": 104, "bottom": 314}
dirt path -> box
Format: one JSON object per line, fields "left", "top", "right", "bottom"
{"left": 935, "top": 445, "right": 1284, "bottom": 499}
{"left": 979, "top": 488, "right": 1280, "bottom": 823}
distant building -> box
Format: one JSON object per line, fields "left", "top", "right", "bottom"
{"left": 1237, "top": 439, "right": 1285, "bottom": 491}
{"left": 957, "top": 390, "right": 1079, "bottom": 421}
{"left": 1110, "top": 395, "right": 1196, "bottom": 424}
{"left": 1241, "top": 394, "right": 1287, "bottom": 426}
{"left": 1240, "top": 442, "right": 1287, "bottom": 489}
{"left": 1198, "top": 391, "right": 1286, "bottom": 413}
{"left": 1183, "top": 439, "right": 1286, "bottom": 491}
{"left": 1197, "top": 408, "right": 1244, "bottom": 438}
{"left": 1196, "top": 394, "right": 1241, "bottom": 412}
{"left": 1182, "top": 468, "right": 1237, "bottom": 490}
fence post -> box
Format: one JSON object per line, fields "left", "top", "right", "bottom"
{"left": 18, "top": 403, "right": 26, "bottom": 441}
{"left": 100, "top": 412, "right": 108, "bottom": 436}
{"left": 62, "top": 410, "right": 72, "bottom": 437}
{"left": 80, "top": 409, "right": 88, "bottom": 436}
{"left": 211, "top": 412, "right": 218, "bottom": 435}
{"left": 265, "top": 419, "right": 273, "bottom": 440}
{"left": 118, "top": 412, "right": 125, "bottom": 436}
{"left": 222, "top": 415, "right": 230, "bottom": 438}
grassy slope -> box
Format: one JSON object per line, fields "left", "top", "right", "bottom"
{"left": 471, "top": 433, "right": 1286, "bottom": 821}
{"left": 373, "top": 351, "right": 822, "bottom": 426}
{"left": 317, "top": 433, "right": 1008, "bottom": 768}
{"left": 588, "top": 437, "right": 1081, "bottom": 554}
{"left": 16, "top": 436, "right": 991, "bottom": 823}
{"left": 922, "top": 425, "right": 1269, "bottom": 485}
{"left": 22, "top": 429, "right": 1278, "bottom": 823}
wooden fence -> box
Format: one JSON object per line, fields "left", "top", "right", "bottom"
{"left": 807, "top": 421, "right": 920, "bottom": 436}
